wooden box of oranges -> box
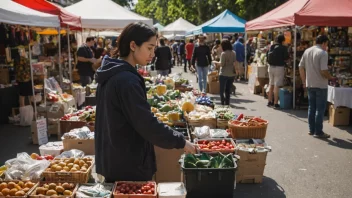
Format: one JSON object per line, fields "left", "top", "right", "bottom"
{"left": 29, "top": 182, "right": 77, "bottom": 198}
{"left": 0, "top": 181, "right": 37, "bottom": 198}
{"left": 42, "top": 157, "right": 94, "bottom": 183}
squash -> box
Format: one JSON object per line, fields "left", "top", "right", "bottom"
{"left": 156, "top": 84, "right": 167, "bottom": 96}
{"left": 182, "top": 101, "right": 195, "bottom": 113}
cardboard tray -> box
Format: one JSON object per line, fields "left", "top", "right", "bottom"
{"left": 113, "top": 181, "right": 157, "bottom": 198}
{"left": 194, "top": 138, "right": 236, "bottom": 154}
{"left": 29, "top": 182, "right": 78, "bottom": 198}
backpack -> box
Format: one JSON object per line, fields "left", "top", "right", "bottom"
{"left": 267, "top": 44, "right": 280, "bottom": 65}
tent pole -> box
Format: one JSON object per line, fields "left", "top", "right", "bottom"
{"left": 244, "top": 32, "right": 247, "bottom": 80}
{"left": 67, "top": 25, "right": 72, "bottom": 93}
{"left": 58, "top": 27, "right": 63, "bottom": 88}
{"left": 293, "top": 26, "right": 297, "bottom": 109}
{"left": 28, "top": 26, "right": 37, "bottom": 120}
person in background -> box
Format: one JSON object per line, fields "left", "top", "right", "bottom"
{"left": 246, "top": 38, "right": 254, "bottom": 64}
{"left": 212, "top": 39, "right": 222, "bottom": 63}
{"left": 15, "top": 56, "right": 33, "bottom": 107}
{"left": 95, "top": 22, "right": 195, "bottom": 182}
{"left": 152, "top": 38, "right": 172, "bottom": 76}
{"left": 299, "top": 35, "right": 334, "bottom": 139}
{"left": 185, "top": 39, "right": 194, "bottom": 72}
{"left": 212, "top": 40, "right": 236, "bottom": 106}
{"left": 171, "top": 40, "right": 179, "bottom": 66}
{"left": 178, "top": 40, "right": 186, "bottom": 72}
{"left": 267, "top": 35, "right": 289, "bottom": 108}
{"left": 191, "top": 35, "right": 212, "bottom": 92}
{"left": 233, "top": 37, "right": 245, "bottom": 81}
{"left": 77, "top": 36, "right": 96, "bottom": 86}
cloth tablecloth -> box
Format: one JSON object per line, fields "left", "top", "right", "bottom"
{"left": 327, "top": 85, "right": 352, "bottom": 109}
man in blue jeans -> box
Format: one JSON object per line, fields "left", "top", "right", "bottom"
{"left": 299, "top": 35, "right": 335, "bottom": 138}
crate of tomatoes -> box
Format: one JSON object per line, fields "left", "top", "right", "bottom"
{"left": 228, "top": 115, "right": 268, "bottom": 139}
{"left": 195, "top": 138, "right": 236, "bottom": 154}
{"left": 113, "top": 181, "right": 156, "bottom": 198}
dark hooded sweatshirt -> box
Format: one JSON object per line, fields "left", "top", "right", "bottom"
{"left": 95, "top": 58, "right": 186, "bottom": 182}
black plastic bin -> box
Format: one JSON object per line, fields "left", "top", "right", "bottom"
{"left": 181, "top": 155, "right": 237, "bottom": 198}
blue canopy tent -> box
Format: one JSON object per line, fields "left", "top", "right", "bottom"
{"left": 153, "top": 23, "right": 164, "bottom": 31}
{"left": 186, "top": 9, "right": 246, "bottom": 36}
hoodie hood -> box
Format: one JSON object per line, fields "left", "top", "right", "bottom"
{"left": 96, "top": 57, "right": 140, "bottom": 85}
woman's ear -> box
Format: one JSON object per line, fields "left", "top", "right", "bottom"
{"left": 130, "top": 41, "right": 136, "bottom": 52}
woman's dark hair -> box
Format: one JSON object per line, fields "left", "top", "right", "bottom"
{"left": 86, "top": 36, "right": 95, "bottom": 42}
{"left": 316, "top": 35, "right": 329, "bottom": 44}
{"left": 189, "top": 39, "right": 194, "bottom": 43}
{"left": 221, "top": 40, "right": 233, "bottom": 51}
{"left": 159, "top": 38, "right": 165, "bottom": 46}
{"left": 276, "top": 34, "right": 285, "bottom": 44}
{"left": 215, "top": 39, "right": 220, "bottom": 45}
{"left": 112, "top": 22, "right": 156, "bottom": 58}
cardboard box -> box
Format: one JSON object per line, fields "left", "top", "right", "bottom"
{"left": 47, "top": 103, "right": 65, "bottom": 119}
{"left": 154, "top": 146, "right": 183, "bottom": 183}
{"left": 236, "top": 163, "right": 266, "bottom": 177}
{"left": 208, "top": 81, "right": 220, "bottom": 94}
{"left": 48, "top": 123, "right": 60, "bottom": 136}
{"left": 63, "top": 139, "right": 95, "bottom": 155}
{"left": 236, "top": 175, "right": 263, "bottom": 184}
{"left": 237, "top": 150, "right": 267, "bottom": 163}
{"left": 256, "top": 66, "right": 268, "bottom": 78}
{"left": 329, "top": 105, "right": 350, "bottom": 126}
{"left": 207, "top": 71, "right": 218, "bottom": 83}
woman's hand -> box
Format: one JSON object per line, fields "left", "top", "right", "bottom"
{"left": 184, "top": 140, "right": 196, "bottom": 154}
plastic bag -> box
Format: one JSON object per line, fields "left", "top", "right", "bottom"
{"left": 4, "top": 152, "right": 50, "bottom": 181}
{"left": 193, "top": 126, "right": 210, "bottom": 139}
{"left": 55, "top": 149, "right": 85, "bottom": 159}
{"left": 19, "top": 105, "right": 33, "bottom": 126}
{"left": 76, "top": 183, "right": 113, "bottom": 198}
{"left": 210, "top": 129, "right": 228, "bottom": 138}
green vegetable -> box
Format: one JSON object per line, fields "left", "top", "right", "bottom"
{"left": 219, "top": 153, "right": 234, "bottom": 168}
{"left": 184, "top": 154, "right": 198, "bottom": 164}
{"left": 184, "top": 161, "right": 197, "bottom": 168}
{"left": 209, "top": 155, "right": 222, "bottom": 168}
{"left": 200, "top": 153, "right": 211, "bottom": 161}
{"left": 160, "top": 104, "right": 173, "bottom": 112}
{"left": 196, "top": 160, "right": 209, "bottom": 168}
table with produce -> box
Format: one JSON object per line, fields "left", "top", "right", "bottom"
{"left": 1, "top": 74, "right": 271, "bottom": 198}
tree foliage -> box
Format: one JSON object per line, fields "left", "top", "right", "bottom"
{"left": 135, "top": 0, "right": 287, "bottom": 26}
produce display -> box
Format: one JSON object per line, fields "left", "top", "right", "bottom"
{"left": 229, "top": 116, "right": 268, "bottom": 127}
{"left": 76, "top": 184, "right": 112, "bottom": 198}
{"left": 60, "top": 106, "right": 95, "bottom": 121}
{"left": 187, "top": 105, "right": 216, "bottom": 120}
{"left": 0, "top": 166, "right": 6, "bottom": 176}
{"left": 44, "top": 157, "right": 93, "bottom": 173}
{"left": 31, "top": 182, "right": 76, "bottom": 196}
{"left": 0, "top": 181, "right": 36, "bottom": 196}
{"left": 30, "top": 153, "right": 54, "bottom": 160}
{"left": 114, "top": 181, "right": 156, "bottom": 195}
{"left": 183, "top": 153, "right": 235, "bottom": 168}
{"left": 196, "top": 139, "right": 235, "bottom": 153}
{"left": 214, "top": 108, "right": 234, "bottom": 120}
{"left": 62, "top": 127, "right": 93, "bottom": 140}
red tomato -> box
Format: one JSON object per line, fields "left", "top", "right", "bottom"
{"left": 136, "top": 190, "right": 141, "bottom": 194}
{"left": 120, "top": 188, "right": 125, "bottom": 193}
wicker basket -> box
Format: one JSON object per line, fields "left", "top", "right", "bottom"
{"left": 217, "top": 119, "right": 229, "bottom": 129}
{"left": 228, "top": 121, "right": 268, "bottom": 139}
{"left": 42, "top": 160, "right": 94, "bottom": 183}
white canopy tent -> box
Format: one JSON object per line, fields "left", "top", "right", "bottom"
{"left": 0, "top": 0, "right": 60, "bottom": 27}
{"left": 160, "top": 18, "right": 196, "bottom": 36}
{"left": 65, "top": 0, "right": 153, "bottom": 29}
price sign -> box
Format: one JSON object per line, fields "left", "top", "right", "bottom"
{"left": 36, "top": 118, "right": 48, "bottom": 145}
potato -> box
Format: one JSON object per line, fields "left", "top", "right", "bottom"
{"left": 35, "top": 187, "right": 46, "bottom": 195}
{"left": 69, "top": 183, "right": 75, "bottom": 189}
{"left": 70, "top": 168, "right": 77, "bottom": 172}
{"left": 0, "top": 183, "right": 7, "bottom": 191}
{"left": 48, "top": 183, "right": 56, "bottom": 190}
{"left": 45, "top": 168, "right": 52, "bottom": 172}
{"left": 43, "top": 184, "right": 49, "bottom": 189}
{"left": 56, "top": 186, "right": 65, "bottom": 194}
{"left": 68, "top": 158, "right": 74, "bottom": 163}
{"left": 17, "top": 181, "right": 24, "bottom": 188}
{"left": 51, "top": 164, "right": 58, "bottom": 170}
{"left": 25, "top": 182, "right": 34, "bottom": 188}
{"left": 15, "top": 191, "right": 25, "bottom": 196}
{"left": 80, "top": 167, "right": 87, "bottom": 172}
{"left": 22, "top": 188, "right": 30, "bottom": 193}
{"left": 15, "top": 184, "right": 22, "bottom": 190}
{"left": 61, "top": 183, "right": 70, "bottom": 190}
{"left": 73, "top": 159, "right": 80, "bottom": 165}
{"left": 79, "top": 160, "right": 86, "bottom": 167}
{"left": 55, "top": 166, "right": 63, "bottom": 171}
{"left": 1, "top": 188, "right": 10, "bottom": 196}
{"left": 59, "top": 162, "right": 67, "bottom": 167}
{"left": 9, "top": 188, "right": 18, "bottom": 196}
{"left": 73, "top": 164, "right": 80, "bottom": 169}
{"left": 63, "top": 166, "right": 70, "bottom": 172}
{"left": 46, "top": 190, "right": 57, "bottom": 196}
{"left": 67, "top": 163, "right": 74, "bottom": 169}
{"left": 63, "top": 190, "right": 72, "bottom": 196}
{"left": 7, "top": 182, "right": 16, "bottom": 189}
{"left": 0, "top": 192, "right": 3, "bottom": 196}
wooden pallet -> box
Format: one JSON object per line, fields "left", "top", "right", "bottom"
{"left": 236, "top": 175, "right": 263, "bottom": 184}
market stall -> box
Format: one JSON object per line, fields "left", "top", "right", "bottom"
{"left": 246, "top": 0, "right": 352, "bottom": 114}
{"left": 159, "top": 18, "right": 196, "bottom": 38}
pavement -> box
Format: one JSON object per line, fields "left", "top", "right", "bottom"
{"left": 1, "top": 66, "right": 352, "bottom": 198}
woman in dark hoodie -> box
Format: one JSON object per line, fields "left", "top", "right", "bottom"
{"left": 95, "top": 22, "right": 196, "bottom": 182}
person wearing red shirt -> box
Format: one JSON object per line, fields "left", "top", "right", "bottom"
{"left": 185, "top": 39, "right": 195, "bottom": 72}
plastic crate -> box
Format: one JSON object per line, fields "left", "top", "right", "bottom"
{"left": 279, "top": 88, "right": 293, "bottom": 109}
{"left": 181, "top": 155, "right": 237, "bottom": 198}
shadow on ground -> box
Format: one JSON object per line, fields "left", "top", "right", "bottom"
{"left": 234, "top": 176, "right": 286, "bottom": 198}
{"left": 320, "top": 138, "right": 352, "bottom": 150}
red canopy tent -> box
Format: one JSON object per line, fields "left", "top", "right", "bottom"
{"left": 246, "top": 0, "right": 352, "bottom": 31}
{"left": 13, "top": 0, "right": 81, "bottom": 30}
